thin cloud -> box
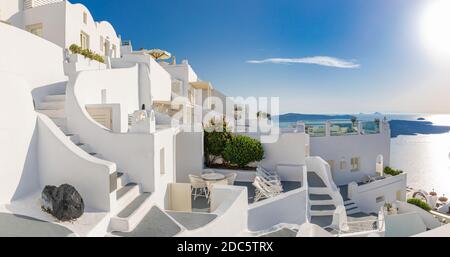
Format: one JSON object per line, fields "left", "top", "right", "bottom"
{"left": 247, "top": 56, "right": 360, "bottom": 69}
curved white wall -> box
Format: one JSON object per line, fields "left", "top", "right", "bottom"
{"left": 66, "top": 68, "right": 156, "bottom": 193}
{"left": 0, "top": 72, "right": 113, "bottom": 211}
{"left": 0, "top": 73, "right": 39, "bottom": 203}
{"left": 37, "top": 114, "right": 116, "bottom": 211}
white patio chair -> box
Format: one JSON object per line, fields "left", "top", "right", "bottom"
{"left": 253, "top": 176, "right": 283, "bottom": 203}
{"left": 225, "top": 173, "right": 237, "bottom": 185}
{"left": 256, "top": 167, "right": 282, "bottom": 187}
{"left": 189, "top": 174, "right": 207, "bottom": 200}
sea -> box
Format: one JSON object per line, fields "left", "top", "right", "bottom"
{"left": 277, "top": 113, "right": 450, "bottom": 197}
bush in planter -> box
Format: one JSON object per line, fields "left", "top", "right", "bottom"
{"left": 203, "top": 117, "right": 232, "bottom": 166}
{"left": 407, "top": 198, "right": 432, "bottom": 212}
{"left": 384, "top": 166, "right": 403, "bottom": 176}
{"left": 69, "top": 44, "right": 105, "bottom": 63}
{"left": 222, "top": 135, "right": 264, "bottom": 168}
{"left": 69, "top": 44, "right": 82, "bottom": 54}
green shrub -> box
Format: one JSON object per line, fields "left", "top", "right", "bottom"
{"left": 203, "top": 117, "right": 232, "bottom": 166}
{"left": 407, "top": 198, "right": 432, "bottom": 212}
{"left": 223, "top": 135, "right": 264, "bottom": 168}
{"left": 384, "top": 166, "right": 403, "bottom": 176}
{"left": 69, "top": 44, "right": 105, "bottom": 63}
{"left": 69, "top": 44, "right": 81, "bottom": 54}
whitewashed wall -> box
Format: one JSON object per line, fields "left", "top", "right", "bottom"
{"left": 0, "top": 0, "right": 23, "bottom": 25}
{"left": 0, "top": 73, "right": 39, "bottom": 204}
{"left": 70, "top": 67, "right": 139, "bottom": 132}
{"left": 7, "top": 1, "right": 121, "bottom": 57}
{"left": 348, "top": 173, "right": 407, "bottom": 214}
{"left": 247, "top": 188, "right": 308, "bottom": 231}
{"left": 21, "top": 1, "right": 66, "bottom": 47}
{"left": 175, "top": 131, "right": 204, "bottom": 183}
{"left": 182, "top": 186, "right": 248, "bottom": 237}
{"left": 0, "top": 72, "right": 115, "bottom": 211}
{"left": 115, "top": 54, "right": 172, "bottom": 105}
{"left": 310, "top": 132, "right": 391, "bottom": 186}
{"left": 66, "top": 68, "right": 156, "bottom": 193}
{"left": 242, "top": 132, "right": 309, "bottom": 171}
{"left": 37, "top": 114, "right": 116, "bottom": 211}
{"left": 0, "top": 22, "right": 67, "bottom": 102}
{"left": 152, "top": 128, "right": 177, "bottom": 208}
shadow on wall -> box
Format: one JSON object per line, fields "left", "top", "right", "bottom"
{"left": 31, "top": 81, "right": 67, "bottom": 104}
{"left": 12, "top": 121, "right": 40, "bottom": 202}
{"left": 389, "top": 120, "right": 450, "bottom": 138}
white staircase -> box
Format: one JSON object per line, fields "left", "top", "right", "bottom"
{"left": 344, "top": 199, "right": 362, "bottom": 215}
{"left": 308, "top": 172, "right": 337, "bottom": 217}
{"left": 36, "top": 93, "right": 153, "bottom": 233}
{"left": 36, "top": 94, "right": 101, "bottom": 157}
{"left": 109, "top": 172, "right": 153, "bottom": 233}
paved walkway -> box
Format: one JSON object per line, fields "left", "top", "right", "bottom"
{"left": 0, "top": 213, "right": 75, "bottom": 237}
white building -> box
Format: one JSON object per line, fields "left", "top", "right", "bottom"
{"left": 0, "top": 0, "right": 121, "bottom": 58}
{"left": 0, "top": 0, "right": 444, "bottom": 238}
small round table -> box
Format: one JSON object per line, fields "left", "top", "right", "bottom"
{"left": 201, "top": 173, "right": 226, "bottom": 181}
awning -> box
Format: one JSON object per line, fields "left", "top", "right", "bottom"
{"left": 190, "top": 81, "right": 213, "bottom": 90}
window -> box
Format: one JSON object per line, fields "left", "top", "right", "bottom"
{"left": 112, "top": 44, "right": 117, "bottom": 58}
{"left": 350, "top": 157, "right": 360, "bottom": 172}
{"left": 160, "top": 148, "right": 166, "bottom": 175}
{"left": 339, "top": 158, "right": 346, "bottom": 171}
{"left": 327, "top": 160, "right": 335, "bottom": 172}
{"left": 100, "top": 36, "right": 104, "bottom": 52}
{"left": 27, "top": 23, "right": 43, "bottom": 37}
{"left": 80, "top": 31, "right": 89, "bottom": 50}
{"left": 83, "top": 12, "right": 87, "bottom": 24}
{"left": 376, "top": 196, "right": 385, "bottom": 203}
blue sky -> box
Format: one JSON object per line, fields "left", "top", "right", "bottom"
{"left": 74, "top": 0, "right": 450, "bottom": 114}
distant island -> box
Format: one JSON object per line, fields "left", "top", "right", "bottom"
{"left": 276, "top": 113, "right": 356, "bottom": 122}
{"left": 389, "top": 120, "right": 450, "bottom": 138}
{"left": 417, "top": 117, "right": 426, "bottom": 121}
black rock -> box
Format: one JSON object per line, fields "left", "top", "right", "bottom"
{"left": 42, "top": 184, "right": 84, "bottom": 221}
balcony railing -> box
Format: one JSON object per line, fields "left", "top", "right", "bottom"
{"left": 295, "top": 120, "right": 387, "bottom": 137}
{"left": 24, "top": 0, "right": 63, "bottom": 10}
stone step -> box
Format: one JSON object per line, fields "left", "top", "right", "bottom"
{"left": 311, "top": 205, "right": 336, "bottom": 211}
{"left": 116, "top": 183, "right": 140, "bottom": 209}
{"left": 310, "top": 215, "right": 334, "bottom": 228}
{"left": 58, "top": 125, "right": 70, "bottom": 135}
{"left": 310, "top": 199, "right": 335, "bottom": 206}
{"left": 344, "top": 200, "right": 354, "bottom": 205}
{"left": 67, "top": 134, "right": 80, "bottom": 145}
{"left": 345, "top": 203, "right": 358, "bottom": 209}
{"left": 309, "top": 194, "right": 332, "bottom": 201}
{"left": 117, "top": 172, "right": 128, "bottom": 189}
{"left": 44, "top": 94, "right": 66, "bottom": 102}
{"left": 89, "top": 152, "right": 102, "bottom": 159}
{"left": 110, "top": 193, "right": 153, "bottom": 233}
{"left": 307, "top": 172, "right": 327, "bottom": 188}
{"left": 346, "top": 207, "right": 361, "bottom": 215}
{"left": 310, "top": 209, "right": 336, "bottom": 216}
{"left": 50, "top": 117, "right": 67, "bottom": 127}
{"left": 36, "top": 109, "right": 65, "bottom": 119}
{"left": 36, "top": 101, "right": 65, "bottom": 110}
{"left": 76, "top": 143, "right": 91, "bottom": 153}
{"left": 308, "top": 187, "right": 331, "bottom": 195}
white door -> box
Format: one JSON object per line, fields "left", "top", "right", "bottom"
{"left": 86, "top": 107, "right": 112, "bottom": 130}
